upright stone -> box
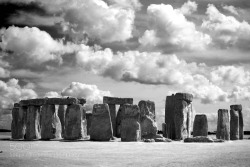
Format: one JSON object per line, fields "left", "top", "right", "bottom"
{"left": 11, "top": 104, "right": 26, "bottom": 139}
{"left": 86, "top": 113, "right": 92, "bottom": 135}
{"left": 26, "top": 106, "right": 41, "bottom": 140}
{"left": 116, "top": 105, "right": 123, "bottom": 138}
{"left": 138, "top": 100, "right": 157, "bottom": 139}
{"left": 64, "top": 104, "right": 83, "bottom": 140}
{"left": 165, "top": 94, "right": 176, "bottom": 139}
{"left": 58, "top": 105, "right": 66, "bottom": 137}
{"left": 216, "top": 109, "right": 230, "bottom": 140}
{"left": 90, "top": 104, "right": 113, "bottom": 141}
{"left": 121, "top": 104, "right": 141, "bottom": 142}
{"left": 193, "top": 114, "right": 208, "bottom": 137}
{"left": 230, "top": 105, "right": 240, "bottom": 140}
{"left": 41, "top": 104, "right": 61, "bottom": 140}
{"left": 231, "top": 105, "right": 243, "bottom": 140}
{"left": 174, "top": 93, "right": 193, "bottom": 140}
{"left": 162, "top": 123, "right": 166, "bottom": 137}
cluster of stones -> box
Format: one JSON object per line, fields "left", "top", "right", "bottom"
{"left": 162, "top": 93, "right": 193, "bottom": 140}
{"left": 11, "top": 97, "right": 87, "bottom": 140}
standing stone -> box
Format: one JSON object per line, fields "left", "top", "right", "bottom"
{"left": 216, "top": 109, "right": 230, "bottom": 140}
{"left": 193, "top": 114, "right": 208, "bottom": 137}
{"left": 231, "top": 105, "right": 243, "bottom": 140}
{"left": 40, "top": 104, "right": 61, "bottom": 140}
{"left": 86, "top": 113, "right": 92, "bottom": 135}
{"left": 58, "top": 105, "right": 66, "bottom": 137}
{"left": 230, "top": 105, "right": 240, "bottom": 140}
{"left": 11, "top": 105, "right": 26, "bottom": 139}
{"left": 138, "top": 100, "right": 157, "bottom": 139}
{"left": 26, "top": 106, "right": 41, "bottom": 140}
{"left": 121, "top": 104, "right": 141, "bottom": 142}
{"left": 162, "top": 123, "right": 166, "bottom": 137}
{"left": 90, "top": 104, "right": 113, "bottom": 141}
{"left": 165, "top": 94, "right": 176, "bottom": 139}
{"left": 64, "top": 104, "right": 83, "bottom": 140}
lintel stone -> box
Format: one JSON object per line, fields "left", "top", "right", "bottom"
{"left": 103, "top": 96, "right": 133, "bottom": 105}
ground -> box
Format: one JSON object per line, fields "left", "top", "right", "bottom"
{"left": 1, "top": 132, "right": 250, "bottom": 167}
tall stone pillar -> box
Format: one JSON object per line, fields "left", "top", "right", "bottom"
{"left": 58, "top": 105, "right": 66, "bottom": 137}
{"left": 64, "top": 104, "right": 83, "bottom": 140}
{"left": 11, "top": 104, "right": 26, "bottom": 139}
{"left": 26, "top": 105, "right": 41, "bottom": 140}
{"left": 174, "top": 93, "right": 193, "bottom": 140}
{"left": 138, "top": 100, "right": 157, "bottom": 139}
{"left": 90, "top": 104, "right": 113, "bottom": 141}
{"left": 86, "top": 113, "right": 92, "bottom": 135}
{"left": 230, "top": 105, "right": 243, "bottom": 140}
{"left": 216, "top": 109, "right": 230, "bottom": 140}
{"left": 165, "top": 94, "right": 176, "bottom": 139}
{"left": 121, "top": 104, "right": 141, "bottom": 142}
{"left": 116, "top": 105, "right": 123, "bottom": 138}
{"left": 193, "top": 114, "right": 208, "bottom": 137}
{"left": 41, "top": 104, "right": 61, "bottom": 140}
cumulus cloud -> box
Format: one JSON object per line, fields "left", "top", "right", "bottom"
{"left": 0, "top": 78, "right": 37, "bottom": 108}
{"left": 202, "top": 4, "right": 250, "bottom": 50}
{"left": 139, "top": 3, "right": 211, "bottom": 51}
{"left": 105, "top": 0, "right": 142, "bottom": 10}
{"left": 0, "top": 26, "right": 78, "bottom": 65}
{"left": 61, "top": 82, "right": 112, "bottom": 111}
{"left": 179, "top": 0, "right": 198, "bottom": 15}
{"left": 44, "top": 91, "right": 61, "bottom": 98}
{"left": 222, "top": 5, "right": 239, "bottom": 15}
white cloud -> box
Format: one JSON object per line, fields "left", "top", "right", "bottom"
{"left": 229, "top": 86, "right": 250, "bottom": 101}
{"left": 139, "top": 3, "right": 211, "bottom": 51}
{"left": 0, "top": 78, "right": 37, "bottom": 108}
{"left": 222, "top": 5, "right": 239, "bottom": 15}
{"left": 61, "top": 82, "right": 112, "bottom": 111}
{"left": 0, "top": 26, "right": 78, "bottom": 64}
{"left": 180, "top": 0, "right": 198, "bottom": 15}
{"left": 44, "top": 91, "right": 61, "bottom": 98}
{"left": 105, "top": 0, "right": 142, "bottom": 10}
{"left": 202, "top": 4, "right": 250, "bottom": 50}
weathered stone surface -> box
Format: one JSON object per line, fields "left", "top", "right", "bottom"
{"left": 11, "top": 107, "right": 26, "bottom": 139}
{"left": 58, "top": 105, "right": 66, "bottom": 137}
{"left": 20, "top": 99, "right": 46, "bottom": 106}
{"left": 154, "top": 137, "right": 172, "bottom": 142}
{"left": 230, "top": 106, "right": 240, "bottom": 140}
{"left": 103, "top": 96, "right": 133, "bottom": 105}
{"left": 116, "top": 105, "right": 123, "bottom": 138}
{"left": 216, "top": 109, "right": 230, "bottom": 140}
{"left": 64, "top": 104, "right": 83, "bottom": 140}
{"left": 162, "top": 123, "right": 167, "bottom": 138}
{"left": 78, "top": 98, "right": 86, "bottom": 105}
{"left": 193, "top": 114, "right": 208, "bottom": 137}
{"left": 20, "top": 97, "right": 81, "bottom": 106}
{"left": 165, "top": 94, "right": 176, "bottom": 139}
{"left": 138, "top": 100, "right": 155, "bottom": 120}
{"left": 174, "top": 99, "right": 191, "bottom": 140}
{"left": 139, "top": 100, "right": 158, "bottom": 139}
{"left": 231, "top": 105, "right": 244, "bottom": 140}
{"left": 90, "top": 104, "right": 113, "bottom": 141}
{"left": 86, "top": 113, "right": 92, "bottom": 135}
{"left": 26, "top": 106, "right": 41, "bottom": 140}
{"left": 143, "top": 139, "right": 155, "bottom": 142}
{"left": 184, "top": 136, "right": 214, "bottom": 143}
{"left": 40, "top": 104, "right": 61, "bottom": 140}
{"left": 175, "top": 93, "right": 193, "bottom": 103}
{"left": 121, "top": 104, "right": 141, "bottom": 142}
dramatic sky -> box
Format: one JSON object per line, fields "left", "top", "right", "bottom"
{"left": 0, "top": 0, "right": 250, "bottom": 131}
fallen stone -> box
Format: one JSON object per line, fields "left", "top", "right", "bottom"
{"left": 40, "top": 104, "right": 61, "bottom": 140}
{"left": 121, "top": 104, "right": 141, "bottom": 142}
{"left": 90, "top": 104, "right": 113, "bottom": 141}
{"left": 184, "top": 136, "right": 214, "bottom": 143}
{"left": 25, "top": 106, "right": 41, "bottom": 140}
{"left": 143, "top": 139, "right": 155, "bottom": 142}
{"left": 11, "top": 106, "right": 26, "bottom": 139}
{"left": 58, "top": 105, "right": 66, "bottom": 137}
{"left": 193, "top": 114, "right": 208, "bottom": 137}
{"left": 216, "top": 109, "right": 230, "bottom": 140}
{"left": 230, "top": 106, "right": 240, "bottom": 140}
{"left": 154, "top": 137, "right": 172, "bottom": 142}
{"left": 103, "top": 96, "right": 133, "bottom": 105}
{"left": 64, "top": 104, "right": 83, "bottom": 140}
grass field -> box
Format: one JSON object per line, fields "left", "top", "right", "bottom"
{"left": 1, "top": 132, "right": 250, "bottom": 167}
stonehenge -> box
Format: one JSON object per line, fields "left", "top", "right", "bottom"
{"left": 10, "top": 94, "right": 246, "bottom": 143}
{"left": 193, "top": 114, "right": 208, "bottom": 137}
{"left": 164, "top": 93, "right": 193, "bottom": 140}
{"left": 216, "top": 109, "right": 230, "bottom": 140}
